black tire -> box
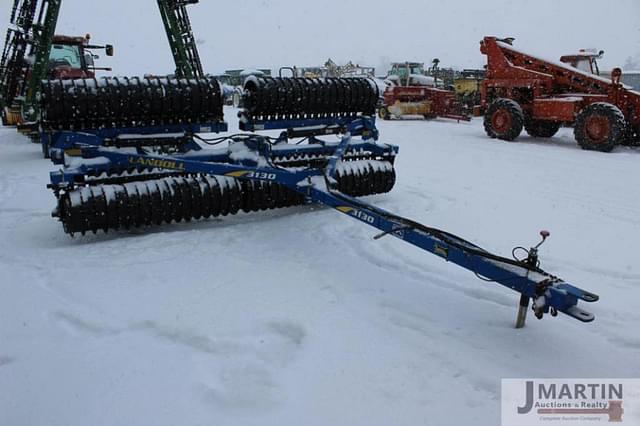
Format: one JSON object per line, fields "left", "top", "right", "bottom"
{"left": 483, "top": 98, "right": 524, "bottom": 141}
{"left": 524, "top": 119, "right": 560, "bottom": 138}
{"left": 574, "top": 103, "right": 626, "bottom": 152}
{"left": 378, "top": 106, "right": 390, "bottom": 120}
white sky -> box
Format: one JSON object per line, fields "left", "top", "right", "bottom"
{"left": 1, "top": 0, "right": 639, "bottom": 76}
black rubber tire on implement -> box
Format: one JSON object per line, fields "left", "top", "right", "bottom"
{"left": 525, "top": 119, "right": 561, "bottom": 138}
{"left": 574, "top": 102, "right": 626, "bottom": 152}
{"left": 483, "top": 98, "right": 524, "bottom": 141}
{"left": 378, "top": 106, "right": 390, "bottom": 120}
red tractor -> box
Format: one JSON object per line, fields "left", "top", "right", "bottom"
{"left": 2, "top": 34, "right": 113, "bottom": 126}
{"left": 478, "top": 36, "right": 640, "bottom": 152}
{"left": 46, "top": 34, "right": 113, "bottom": 79}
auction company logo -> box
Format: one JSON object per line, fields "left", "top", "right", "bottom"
{"left": 502, "top": 379, "right": 640, "bottom": 425}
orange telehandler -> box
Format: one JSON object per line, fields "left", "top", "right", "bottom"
{"left": 478, "top": 36, "right": 640, "bottom": 152}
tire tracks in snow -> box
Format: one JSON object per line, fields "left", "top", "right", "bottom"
{"left": 335, "top": 224, "right": 515, "bottom": 310}
{"left": 325, "top": 216, "right": 640, "bottom": 376}
{"left": 52, "top": 309, "right": 307, "bottom": 409}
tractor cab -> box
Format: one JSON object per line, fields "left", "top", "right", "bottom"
{"left": 387, "top": 62, "right": 434, "bottom": 87}
{"left": 48, "top": 34, "right": 113, "bottom": 79}
{"left": 388, "top": 62, "right": 424, "bottom": 79}
{"left": 560, "top": 49, "right": 604, "bottom": 76}
{"left": 1, "top": 34, "right": 113, "bottom": 126}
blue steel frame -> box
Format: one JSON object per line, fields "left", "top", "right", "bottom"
{"left": 240, "top": 114, "right": 380, "bottom": 141}
{"left": 41, "top": 122, "right": 229, "bottom": 164}
{"left": 49, "top": 117, "right": 396, "bottom": 187}
{"left": 54, "top": 128, "right": 598, "bottom": 324}
{"left": 48, "top": 139, "right": 397, "bottom": 187}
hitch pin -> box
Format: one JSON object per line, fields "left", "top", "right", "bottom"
{"left": 516, "top": 230, "right": 551, "bottom": 329}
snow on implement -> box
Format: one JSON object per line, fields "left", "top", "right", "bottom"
{"left": 45, "top": 76, "right": 396, "bottom": 233}
{"left": 40, "top": 76, "right": 227, "bottom": 160}
{"left": 44, "top": 75, "right": 598, "bottom": 327}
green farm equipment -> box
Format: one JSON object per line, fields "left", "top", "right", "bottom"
{"left": 1, "top": 0, "right": 204, "bottom": 134}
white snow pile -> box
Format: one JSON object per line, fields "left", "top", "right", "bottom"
{"left": 1, "top": 111, "right": 639, "bottom": 425}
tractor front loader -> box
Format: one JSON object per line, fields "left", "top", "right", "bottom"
{"left": 479, "top": 36, "right": 640, "bottom": 152}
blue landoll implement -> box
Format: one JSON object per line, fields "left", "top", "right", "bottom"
{"left": 45, "top": 75, "right": 598, "bottom": 327}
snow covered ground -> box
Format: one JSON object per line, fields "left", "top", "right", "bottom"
{"left": 1, "top": 112, "right": 639, "bottom": 425}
